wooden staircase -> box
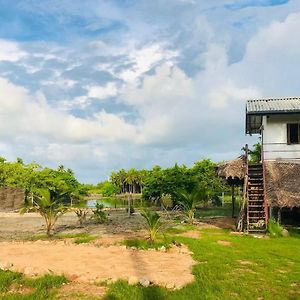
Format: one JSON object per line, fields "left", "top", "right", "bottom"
{"left": 247, "top": 163, "right": 267, "bottom": 233}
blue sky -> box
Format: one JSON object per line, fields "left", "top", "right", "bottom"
{"left": 0, "top": 0, "right": 300, "bottom": 182}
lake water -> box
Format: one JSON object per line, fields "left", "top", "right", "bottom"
{"left": 86, "top": 197, "right": 151, "bottom": 209}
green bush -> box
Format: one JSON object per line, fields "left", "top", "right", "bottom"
{"left": 91, "top": 203, "right": 107, "bottom": 223}
{"left": 267, "top": 218, "right": 284, "bottom": 237}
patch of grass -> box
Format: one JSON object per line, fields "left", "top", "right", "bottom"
{"left": 0, "top": 270, "right": 67, "bottom": 299}
{"left": 73, "top": 235, "right": 97, "bottom": 244}
{"left": 0, "top": 270, "right": 22, "bottom": 292}
{"left": 26, "top": 232, "right": 95, "bottom": 241}
{"left": 196, "top": 203, "right": 239, "bottom": 218}
{"left": 106, "top": 228, "right": 300, "bottom": 300}
{"left": 123, "top": 234, "right": 172, "bottom": 250}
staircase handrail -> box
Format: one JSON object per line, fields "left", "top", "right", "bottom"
{"left": 236, "top": 144, "right": 248, "bottom": 232}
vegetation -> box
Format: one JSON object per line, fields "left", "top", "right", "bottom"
{"left": 91, "top": 202, "right": 107, "bottom": 223}
{"left": 0, "top": 270, "right": 67, "bottom": 299}
{"left": 179, "top": 187, "right": 204, "bottom": 223}
{"left": 140, "top": 209, "right": 162, "bottom": 243}
{"left": 105, "top": 228, "right": 300, "bottom": 300}
{"left": 0, "top": 156, "right": 88, "bottom": 205}
{"left": 75, "top": 207, "right": 89, "bottom": 226}
{"left": 20, "top": 188, "right": 67, "bottom": 236}
{"left": 267, "top": 218, "right": 285, "bottom": 237}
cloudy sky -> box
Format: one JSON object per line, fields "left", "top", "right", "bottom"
{"left": 0, "top": 0, "right": 300, "bottom": 183}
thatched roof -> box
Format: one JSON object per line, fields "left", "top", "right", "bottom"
{"left": 265, "top": 161, "right": 300, "bottom": 208}
{"left": 217, "top": 156, "right": 246, "bottom": 181}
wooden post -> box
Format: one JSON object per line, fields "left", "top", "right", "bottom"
{"left": 231, "top": 185, "right": 235, "bottom": 218}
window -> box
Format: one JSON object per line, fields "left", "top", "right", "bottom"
{"left": 287, "top": 123, "right": 300, "bottom": 144}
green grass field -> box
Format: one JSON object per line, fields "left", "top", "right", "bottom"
{"left": 0, "top": 227, "right": 299, "bottom": 299}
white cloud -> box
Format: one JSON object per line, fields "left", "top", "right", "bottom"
{"left": 0, "top": 77, "right": 136, "bottom": 144}
{"left": 87, "top": 82, "right": 118, "bottom": 99}
{"left": 0, "top": 39, "right": 27, "bottom": 62}
{"left": 118, "top": 44, "right": 178, "bottom": 84}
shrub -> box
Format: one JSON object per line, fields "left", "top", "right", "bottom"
{"left": 91, "top": 202, "right": 107, "bottom": 223}
{"left": 267, "top": 218, "right": 284, "bottom": 237}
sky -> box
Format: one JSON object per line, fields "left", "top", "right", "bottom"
{"left": 0, "top": 0, "right": 300, "bottom": 183}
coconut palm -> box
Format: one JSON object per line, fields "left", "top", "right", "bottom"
{"left": 179, "top": 188, "right": 205, "bottom": 223}
{"left": 140, "top": 209, "right": 161, "bottom": 243}
{"left": 21, "top": 188, "right": 67, "bottom": 236}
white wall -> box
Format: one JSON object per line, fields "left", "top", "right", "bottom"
{"left": 262, "top": 114, "right": 300, "bottom": 161}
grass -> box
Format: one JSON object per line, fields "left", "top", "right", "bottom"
{"left": 0, "top": 270, "right": 67, "bottom": 299}
{"left": 123, "top": 235, "right": 172, "bottom": 250}
{"left": 197, "top": 203, "right": 239, "bottom": 218}
{"left": 105, "top": 228, "right": 300, "bottom": 300}
{"left": 1, "top": 222, "right": 299, "bottom": 299}
{"left": 25, "top": 232, "right": 97, "bottom": 244}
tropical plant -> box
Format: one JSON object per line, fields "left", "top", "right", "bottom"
{"left": 21, "top": 188, "right": 67, "bottom": 236}
{"left": 91, "top": 202, "right": 107, "bottom": 223}
{"left": 179, "top": 188, "right": 204, "bottom": 223}
{"left": 267, "top": 218, "right": 285, "bottom": 237}
{"left": 140, "top": 209, "right": 161, "bottom": 243}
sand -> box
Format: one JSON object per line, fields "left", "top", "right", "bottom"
{"left": 0, "top": 241, "right": 196, "bottom": 288}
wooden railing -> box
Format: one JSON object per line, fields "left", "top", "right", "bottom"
{"left": 261, "top": 142, "right": 268, "bottom": 227}
{"left": 236, "top": 144, "right": 248, "bottom": 232}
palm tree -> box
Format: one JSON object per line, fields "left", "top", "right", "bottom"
{"left": 141, "top": 209, "right": 161, "bottom": 243}
{"left": 21, "top": 188, "right": 67, "bottom": 236}
{"left": 179, "top": 188, "right": 204, "bottom": 223}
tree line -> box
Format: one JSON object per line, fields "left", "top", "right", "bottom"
{"left": 89, "top": 159, "right": 225, "bottom": 204}
{"left": 0, "top": 156, "right": 87, "bottom": 205}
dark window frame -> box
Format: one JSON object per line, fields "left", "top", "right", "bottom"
{"left": 287, "top": 123, "right": 300, "bottom": 144}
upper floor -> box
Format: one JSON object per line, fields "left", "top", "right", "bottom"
{"left": 246, "top": 97, "right": 300, "bottom": 161}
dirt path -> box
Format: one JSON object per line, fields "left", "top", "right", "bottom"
{"left": 0, "top": 241, "right": 195, "bottom": 289}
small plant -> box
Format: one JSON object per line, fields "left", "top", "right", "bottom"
{"left": 140, "top": 209, "right": 161, "bottom": 243}
{"left": 267, "top": 218, "right": 285, "bottom": 237}
{"left": 161, "top": 193, "right": 173, "bottom": 209}
{"left": 20, "top": 189, "right": 67, "bottom": 236}
{"left": 75, "top": 208, "right": 89, "bottom": 226}
{"left": 91, "top": 202, "right": 107, "bottom": 223}
{"left": 179, "top": 191, "right": 200, "bottom": 224}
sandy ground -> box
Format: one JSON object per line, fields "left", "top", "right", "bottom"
{"left": 0, "top": 240, "right": 195, "bottom": 289}
{"left": 0, "top": 210, "right": 146, "bottom": 240}
{"left": 0, "top": 210, "right": 235, "bottom": 295}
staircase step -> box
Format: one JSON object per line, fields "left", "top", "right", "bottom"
{"left": 249, "top": 205, "right": 264, "bottom": 208}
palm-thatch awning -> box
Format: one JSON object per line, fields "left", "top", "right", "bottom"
{"left": 217, "top": 156, "right": 246, "bottom": 184}
{"left": 265, "top": 161, "right": 300, "bottom": 208}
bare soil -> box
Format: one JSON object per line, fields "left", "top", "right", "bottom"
{"left": 0, "top": 241, "right": 195, "bottom": 289}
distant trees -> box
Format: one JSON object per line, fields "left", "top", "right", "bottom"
{"left": 106, "top": 159, "right": 224, "bottom": 207}
{"left": 110, "top": 168, "right": 148, "bottom": 194}
{"left": 0, "top": 157, "right": 87, "bottom": 206}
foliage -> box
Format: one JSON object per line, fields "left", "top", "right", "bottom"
{"left": 242, "top": 141, "right": 262, "bottom": 163}
{"left": 267, "top": 218, "right": 285, "bottom": 237}
{"left": 140, "top": 209, "right": 162, "bottom": 243}
{"left": 161, "top": 193, "right": 173, "bottom": 209}
{"left": 0, "top": 156, "right": 87, "bottom": 206}
{"left": 178, "top": 187, "right": 204, "bottom": 223}
{"left": 142, "top": 160, "right": 224, "bottom": 204}
{"left": 91, "top": 202, "right": 107, "bottom": 223}
{"left": 21, "top": 188, "right": 68, "bottom": 236}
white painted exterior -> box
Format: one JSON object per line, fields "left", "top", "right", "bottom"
{"left": 262, "top": 114, "right": 300, "bottom": 161}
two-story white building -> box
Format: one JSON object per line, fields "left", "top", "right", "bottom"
{"left": 246, "top": 97, "right": 300, "bottom": 225}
